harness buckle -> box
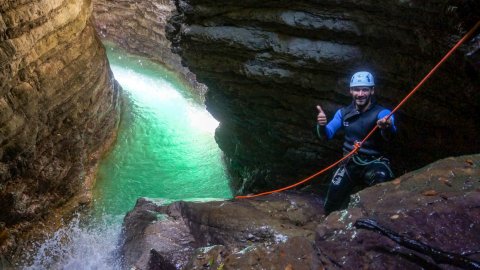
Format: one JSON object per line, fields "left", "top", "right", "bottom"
{"left": 354, "top": 141, "right": 362, "bottom": 150}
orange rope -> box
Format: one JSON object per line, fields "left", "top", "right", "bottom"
{"left": 236, "top": 20, "right": 480, "bottom": 200}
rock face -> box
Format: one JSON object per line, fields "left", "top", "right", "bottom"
{"left": 122, "top": 192, "right": 325, "bottom": 270}
{"left": 316, "top": 154, "right": 480, "bottom": 269}
{"left": 92, "top": 0, "right": 206, "bottom": 98}
{"left": 167, "top": 0, "right": 480, "bottom": 194}
{"left": 121, "top": 154, "right": 480, "bottom": 269}
{"left": 0, "top": 0, "right": 120, "bottom": 261}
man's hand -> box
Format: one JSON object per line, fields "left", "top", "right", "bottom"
{"left": 317, "top": 105, "right": 327, "bottom": 126}
{"left": 377, "top": 117, "right": 392, "bottom": 129}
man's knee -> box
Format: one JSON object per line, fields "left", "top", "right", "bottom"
{"left": 365, "top": 166, "right": 393, "bottom": 185}
{"left": 331, "top": 166, "right": 347, "bottom": 186}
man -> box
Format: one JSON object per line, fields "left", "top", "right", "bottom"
{"left": 316, "top": 71, "right": 396, "bottom": 214}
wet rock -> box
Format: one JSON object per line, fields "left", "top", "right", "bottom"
{"left": 121, "top": 192, "right": 325, "bottom": 269}
{"left": 167, "top": 0, "right": 480, "bottom": 195}
{"left": 122, "top": 198, "right": 196, "bottom": 269}
{"left": 0, "top": 0, "right": 120, "bottom": 263}
{"left": 121, "top": 154, "right": 480, "bottom": 269}
{"left": 315, "top": 153, "right": 480, "bottom": 269}
{"left": 149, "top": 249, "right": 178, "bottom": 270}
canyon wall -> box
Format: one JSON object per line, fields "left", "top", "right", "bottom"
{"left": 167, "top": 0, "right": 480, "bottom": 194}
{"left": 92, "top": 0, "right": 206, "bottom": 98}
{"left": 0, "top": 0, "right": 120, "bottom": 261}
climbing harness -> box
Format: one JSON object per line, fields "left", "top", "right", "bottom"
{"left": 351, "top": 155, "right": 382, "bottom": 166}
{"left": 351, "top": 155, "right": 394, "bottom": 179}
{"left": 236, "top": 20, "right": 480, "bottom": 199}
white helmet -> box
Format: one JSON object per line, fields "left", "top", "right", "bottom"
{"left": 350, "top": 71, "right": 375, "bottom": 87}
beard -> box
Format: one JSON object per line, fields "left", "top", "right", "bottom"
{"left": 355, "top": 96, "right": 371, "bottom": 109}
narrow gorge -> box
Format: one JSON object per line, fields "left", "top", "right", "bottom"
{"left": 1, "top": 0, "right": 479, "bottom": 269}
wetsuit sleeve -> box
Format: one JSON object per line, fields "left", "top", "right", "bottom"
{"left": 377, "top": 109, "right": 396, "bottom": 140}
{"left": 316, "top": 109, "right": 342, "bottom": 140}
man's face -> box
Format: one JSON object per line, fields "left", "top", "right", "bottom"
{"left": 350, "top": 86, "right": 374, "bottom": 109}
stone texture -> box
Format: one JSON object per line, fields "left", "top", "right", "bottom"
{"left": 315, "top": 153, "right": 480, "bottom": 269}
{"left": 121, "top": 192, "right": 325, "bottom": 269}
{"left": 0, "top": 0, "right": 120, "bottom": 262}
{"left": 92, "top": 0, "right": 206, "bottom": 99}
{"left": 167, "top": 0, "right": 480, "bottom": 195}
{"left": 121, "top": 154, "right": 480, "bottom": 270}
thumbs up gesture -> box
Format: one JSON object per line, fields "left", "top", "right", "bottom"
{"left": 317, "top": 105, "right": 327, "bottom": 126}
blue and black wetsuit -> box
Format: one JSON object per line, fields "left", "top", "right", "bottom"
{"left": 317, "top": 101, "right": 396, "bottom": 214}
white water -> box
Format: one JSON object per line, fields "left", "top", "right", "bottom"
{"left": 24, "top": 214, "right": 123, "bottom": 270}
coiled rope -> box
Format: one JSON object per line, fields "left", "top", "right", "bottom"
{"left": 236, "top": 20, "right": 480, "bottom": 199}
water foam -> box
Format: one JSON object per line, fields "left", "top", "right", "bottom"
{"left": 24, "top": 214, "right": 123, "bottom": 270}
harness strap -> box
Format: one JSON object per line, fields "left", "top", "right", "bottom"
{"left": 351, "top": 155, "right": 394, "bottom": 178}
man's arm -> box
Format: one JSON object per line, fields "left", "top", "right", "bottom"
{"left": 377, "top": 110, "right": 396, "bottom": 141}
{"left": 316, "top": 105, "right": 342, "bottom": 140}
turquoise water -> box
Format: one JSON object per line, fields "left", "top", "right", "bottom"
{"left": 26, "top": 45, "right": 232, "bottom": 269}
{"left": 93, "top": 46, "right": 232, "bottom": 216}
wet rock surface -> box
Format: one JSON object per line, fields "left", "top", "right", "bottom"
{"left": 167, "top": 0, "right": 480, "bottom": 194}
{"left": 122, "top": 154, "right": 480, "bottom": 269}
{"left": 0, "top": 0, "right": 120, "bottom": 262}
{"left": 122, "top": 192, "right": 325, "bottom": 269}
{"left": 92, "top": 0, "right": 206, "bottom": 98}
{"left": 316, "top": 154, "right": 480, "bottom": 269}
